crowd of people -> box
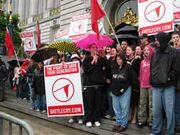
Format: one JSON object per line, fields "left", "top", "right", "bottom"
{"left": 0, "top": 31, "right": 180, "bottom": 134}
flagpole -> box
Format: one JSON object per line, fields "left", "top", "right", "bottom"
{"left": 103, "top": 12, "right": 120, "bottom": 46}
{"left": 14, "top": 50, "right": 20, "bottom": 68}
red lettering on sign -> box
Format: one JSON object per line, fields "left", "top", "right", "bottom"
{"left": 48, "top": 104, "right": 83, "bottom": 115}
{"left": 140, "top": 21, "right": 173, "bottom": 35}
{"left": 45, "top": 63, "right": 79, "bottom": 77}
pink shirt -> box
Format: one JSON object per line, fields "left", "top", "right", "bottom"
{"left": 139, "top": 60, "right": 151, "bottom": 88}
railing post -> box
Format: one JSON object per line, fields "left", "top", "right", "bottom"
{"left": 9, "top": 121, "right": 12, "bottom": 135}
{"left": 0, "top": 117, "right": 3, "bottom": 135}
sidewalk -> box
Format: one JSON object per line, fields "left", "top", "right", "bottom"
{"left": 0, "top": 89, "right": 163, "bottom": 135}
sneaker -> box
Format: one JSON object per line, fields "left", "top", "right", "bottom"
{"left": 68, "top": 118, "right": 75, "bottom": 123}
{"left": 137, "top": 122, "right": 146, "bottom": 128}
{"left": 86, "top": 122, "right": 92, "bottom": 127}
{"left": 30, "top": 107, "right": 34, "bottom": 110}
{"left": 94, "top": 121, "right": 101, "bottom": 127}
{"left": 105, "top": 114, "right": 111, "bottom": 119}
{"left": 35, "top": 109, "right": 40, "bottom": 112}
{"left": 42, "top": 110, "right": 47, "bottom": 113}
{"left": 78, "top": 119, "right": 83, "bottom": 124}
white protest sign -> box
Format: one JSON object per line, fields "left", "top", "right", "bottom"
{"left": 69, "top": 14, "right": 89, "bottom": 41}
{"left": 173, "top": 0, "right": 180, "bottom": 22}
{"left": 54, "top": 29, "right": 69, "bottom": 41}
{"left": 138, "top": 0, "right": 174, "bottom": 35}
{"left": 44, "top": 61, "right": 84, "bottom": 117}
{"left": 20, "top": 32, "right": 37, "bottom": 52}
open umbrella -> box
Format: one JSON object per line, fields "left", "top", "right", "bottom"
{"left": 75, "top": 34, "right": 114, "bottom": 50}
{"left": 49, "top": 38, "right": 78, "bottom": 53}
{"left": 31, "top": 48, "right": 57, "bottom": 62}
{"left": 8, "top": 60, "right": 24, "bottom": 68}
{"left": 111, "top": 34, "right": 137, "bottom": 39}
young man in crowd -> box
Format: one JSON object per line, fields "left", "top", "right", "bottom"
{"left": 150, "top": 32, "right": 179, "bottom": 135}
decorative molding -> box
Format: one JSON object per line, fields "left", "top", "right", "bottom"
{"left": 33, "top": 14, "right": 43, "bottom": 22}
{"left": 19, "top": 19, "right": 28, "bottom": 27}
{"left": 118, "top": 7, "right": 138, "bottom": 25}
{"left": 49, "top": 6, "right": 61, "bottom": 16}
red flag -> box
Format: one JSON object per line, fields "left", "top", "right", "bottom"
{"left": 91, "top": 0, "right": 105, "bottom": 38}
{"left": 5, "top": 27, "right": 15, "bottom": 58}
{"left": 37, "top": 21, "right": 41, "bottom": 48}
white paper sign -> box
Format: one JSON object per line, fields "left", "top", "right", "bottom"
{"left": 54, "top": 29, "right": 69, "bottom": 41}
{"left": 44, "top": 61, "right": 84, "bottom": 117}
{"left": 173, "top": 0, "right": 180, "bottom": 22}
{"left": 69, "top": 14, "right": 89, "bottom": 41}
{"left": 138, "top": 0, "right": 174, "bottom": 35}
{"left": 20, "top": 32, "right": 37, "bottom": 52}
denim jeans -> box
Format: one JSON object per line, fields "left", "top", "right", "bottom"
{"left": 28, "top": 82, "right": 35, "bottom": 109}
{"left": 175, "top": 92, "right": 180, "bottom": 126}
{"left": 152, "top": 86, "right": 175, "bottom": 135}
{"left": 35, "top": 94, "right": 46, "bottom": 111}
{"left": 112, "top": 86, "right": 131, "bottom": 127}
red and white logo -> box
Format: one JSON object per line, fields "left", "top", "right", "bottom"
{"left": 73, "top": 22, "right": 84, "bottom": 34}
{"left": 24, "top": 38, "right": 33, "bottom": 49}
{"left": 52, "top": 78, "right": 75, "bottom": 102}
{"left": 144, "top": 1, "right": 165, "bottom": 22}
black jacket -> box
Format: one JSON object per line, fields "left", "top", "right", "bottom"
{"left": 33, "top": 68, "right": 45, "bottom": 95}
{"left": 82, "top": 56, "right": 107, "bottom": 86}
{"left": 150, "top": 47, "right": 178, "bottom": 87}
{"left": 110, "top": 63, "right": 139, "bottom": 96}
{"left": 176, "top": 49, "right": 180, "bottom": 92}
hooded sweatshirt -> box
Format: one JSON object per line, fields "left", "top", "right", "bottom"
{"left": 156, "top": 32, "right": 168, "bottom": 52}
{"left": 139, "top": 45, "right": 154, "bottom": 88}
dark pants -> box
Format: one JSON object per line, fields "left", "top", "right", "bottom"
{"left": 84, "top": 86, "right": 103, "bottom": 123}
{"left": 0, "top": 81, "right": 5, "bottom": 101}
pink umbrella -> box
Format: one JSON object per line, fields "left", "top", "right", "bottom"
{"left": 75, "top": 34, "right": 114, "bottom": 50}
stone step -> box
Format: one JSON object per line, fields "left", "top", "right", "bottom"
{"left": 0, "top": 90, "right": 152, "bottom": 135}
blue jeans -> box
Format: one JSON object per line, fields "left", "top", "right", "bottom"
{"left": 152, "top": 86, "right": 175, "bottom": 135}
{"left": 28, "top": 82, "right": 35, "bottom": 109}
{"left": 112, "top": 86, "right": 131, "bottom": 127}
{"left": 35, "top": 95, "right": 46, "bottom": 110}
{"left": 175, "top": 92, "right": 180, "bottom": 126}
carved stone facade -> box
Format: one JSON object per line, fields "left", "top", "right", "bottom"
{"left": 3, "top": 0, "right": 138, "bottom": 43}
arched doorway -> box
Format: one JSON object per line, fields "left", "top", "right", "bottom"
{"left": 103, "top": 0, "right": 138, "bottom": 33}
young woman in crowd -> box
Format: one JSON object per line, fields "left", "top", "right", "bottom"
{"left": 126, "top": 46, "right": 141, "bottom": 124}
{"left": 110, "top": 53, "right": 138, "bottom": 133}
{"left": 138, "top": 45, "right": 154, "bottom": 128}
{"left": 105, "top": 47, "right": 117, "bottom": 119}
{"left": 33, "top": 61, "right": 46, "bottom": 112}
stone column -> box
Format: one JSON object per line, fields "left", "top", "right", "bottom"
{"left": 25, "top": 0, "right": 30, "bottom": 19}
{"left": 43, "top": 0, "right": 47, "bottom": 12}
{"left": 47, "top": 0, "right": 55, "bottom": 9}
{"left": 54, "top": 0, "right": 60, "bottom": 8}
{"left": 18, "top": 0, "right": 25, "bottom": 19}
{"left": 38, "top": 0, "right": 43, "bottom": 13}
{"left": 13, "top": 0, "right": 19, "bottom": 13}
{"left": 30, "top": 0, "right": 39, "bottom": 16}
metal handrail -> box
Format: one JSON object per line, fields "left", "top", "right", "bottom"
{"left": 0, "top": 112, "right": 34, "bottom": 135}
